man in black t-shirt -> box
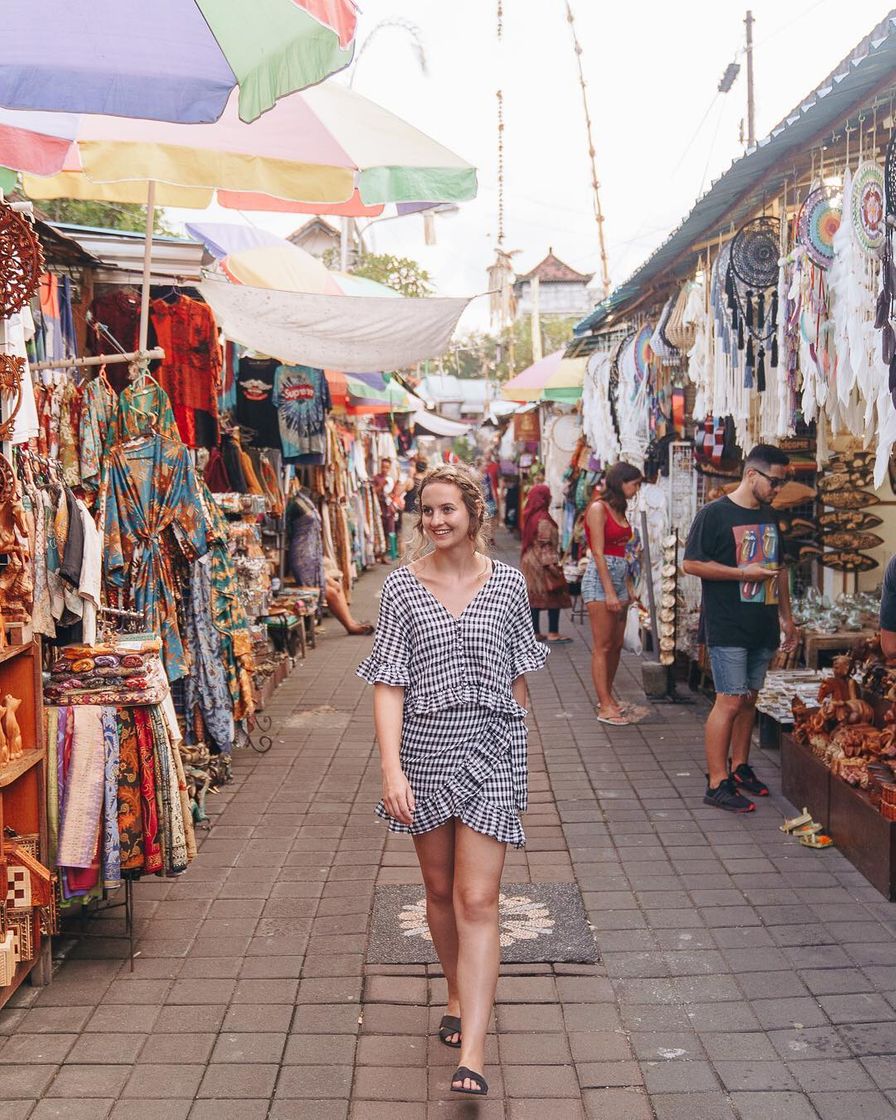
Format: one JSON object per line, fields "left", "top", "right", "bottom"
{"left": 880, "top": 557, "right": 896, "bottom": 659}
{"left": 683, "top": 444, "right": 797, "bottom": 812}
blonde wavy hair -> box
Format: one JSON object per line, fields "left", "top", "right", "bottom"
{"left": 406, "top": 462, "right": 491, "bottom": 561}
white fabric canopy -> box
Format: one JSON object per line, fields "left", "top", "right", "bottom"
{"left": 411, "top": 407, "right": 470, "bottom": 437}
{"left": 198, "top": 281, "right": 470, "bottom": 370}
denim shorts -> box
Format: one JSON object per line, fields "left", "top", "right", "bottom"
{"left": 708, "top": 646, "right": 777, "bottom": 695}
{"left": 581, "top": 556, "right": 629, "bottom": 604}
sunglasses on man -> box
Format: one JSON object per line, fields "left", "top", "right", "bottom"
{"left": 751, "top": 467, "right": 786, "bottom": 489}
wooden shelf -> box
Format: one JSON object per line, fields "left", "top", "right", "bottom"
{"left": 0, "top": 750, "right": 45, "bottom": 789}
{"left": 0, "top": 644, "right": 32, "bottom": 668}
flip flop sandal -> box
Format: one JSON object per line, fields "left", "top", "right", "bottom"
{"left": 451, "top": 1067, "right": 488, "bottom": 1096}
{"left": 438, "top": 1015, "right": 461, "bottom": 1048}
{"left": 622, "top": 703, "right": 649, "bottom": 721}
{"left": 780, "top": 808, "right": 812, "bottom": 833}
{"left": 546, "top": 636, "right": 573, "bottom": 644}
{"left": 799, "top": 832, "right": 833, "bottom": 849}
{"left": 597, "top": 713, "right": 631, "bottom": 726}
{"left": 791, "top": 821, "right": 823, "bottom": 838}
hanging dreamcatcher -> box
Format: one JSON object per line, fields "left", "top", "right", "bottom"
{"left": 725, "top": 216, "right": 781, "bottom": 391}
{"left": 797, "top": 186, "right": 842, "bottom": 268}
{"left": 875, "top": 134, "right": 896, "bottom": 396}
{"left": 851, "top": 160, "right": 885, "bottom": 255}
{"left": 632, "top": 325, "right": 653, "bottom": 385}
{"left": 0, "top": 204, "right": 43, "bottom": 319}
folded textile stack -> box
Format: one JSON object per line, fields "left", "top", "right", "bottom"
{"left": 45, "top": 642, "right": 167, "bottom": 706}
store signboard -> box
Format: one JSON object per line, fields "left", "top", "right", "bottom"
{"left": 514, "top": 409, "right": 541, "bottom": 443}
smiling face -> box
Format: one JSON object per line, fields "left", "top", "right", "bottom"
{"left": 420, "top": 481, "right": 471, "bottom": 550}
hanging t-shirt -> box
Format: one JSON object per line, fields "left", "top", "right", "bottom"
{"left": 684, "top": 496, "right": 781, "bottom": 649}
{"left": 272, "top": 364, "right": 332, "bottom": 463}
{"left": 236, "top": 356, "right": 280, "bottom": 448}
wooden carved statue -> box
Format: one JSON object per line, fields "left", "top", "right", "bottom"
{"left": 2, "top": 695, "right": 22, "bottom": 761}
{"left": 0, "top": 702, "right": 8, "bottom": 767}
{"left": 817, "top": 654, "right": 858, "bottom": 705}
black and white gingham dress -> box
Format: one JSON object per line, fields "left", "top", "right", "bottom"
{"left": 357, "top": 560, "right": 548, "bottom": 847}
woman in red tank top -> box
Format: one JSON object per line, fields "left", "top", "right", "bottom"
{"left": 582, "top": 462, "right": 643, "bottom": 725}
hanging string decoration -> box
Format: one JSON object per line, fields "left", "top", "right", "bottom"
{"left": 731, "top": 217, "right": 780, "bottom": 289}
{"left": 726, "top": 216, "right": 781, "bottom": 391}
{"left": 851, "top": 160, "right": 885, "bottom": 255}
{"left": 797, "top": 186, "right": 842, "bottom": 269}
{"left": 0, "top": 204, "right": 44, "bottom": 319}
{"left": 877, "top": 135, "right": 896, "bottom": 388}
{"left": 886, "top": 130, "right": 896, "bottom": 218}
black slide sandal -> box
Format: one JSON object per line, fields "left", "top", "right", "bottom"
{"left": 451, "top": 1066, "right": 488, "bottom": 1095}
{"left": 438, "top": 1014, "right": 461, "bottom": 1047}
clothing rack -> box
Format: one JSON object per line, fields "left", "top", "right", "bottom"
{"left": 66, "top": 879, "right": 137, "bottom": 971}
{"left": 29, "top": 349, "right": 165, "bottom": 373}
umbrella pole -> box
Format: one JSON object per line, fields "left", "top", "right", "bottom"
{"left": 138, "top": 180, "right": 156, "bottom": 353}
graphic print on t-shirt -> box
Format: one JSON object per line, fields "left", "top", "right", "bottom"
{"left": 732, "top": 522, "right": 779, "bottom": 605}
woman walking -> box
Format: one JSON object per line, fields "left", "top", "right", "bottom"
{"left": 357, "top": 463, "right": 547, "bottom": 1096}
{"left": 520, "top": 484, "right": 572, "bottom": 644}
{"left": 582, "top": 462, "right": 643, "bottom": 725}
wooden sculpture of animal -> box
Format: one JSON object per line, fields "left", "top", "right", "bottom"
{"left": 817, "top": 655, "right": 857, "bottom": 704}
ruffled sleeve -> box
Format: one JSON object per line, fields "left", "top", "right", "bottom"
{"left": 356, "top": 575, "right": 410, "bottom": 687}
{"left": 508, "top": 569, "right": 549, "bottom": 678}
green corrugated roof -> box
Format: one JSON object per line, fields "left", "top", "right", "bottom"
{"left": 575, "top": 11, "right": 896, "bottom": 337}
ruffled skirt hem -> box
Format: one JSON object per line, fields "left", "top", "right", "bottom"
{"left": 375, "top": 799, "right": 525, "bottom": 848}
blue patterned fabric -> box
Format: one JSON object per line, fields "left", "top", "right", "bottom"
{"left": 100, "top": 707, "right": 121, "bottom": 890}
{"left": 184, "top": 554, "right": 236, "bottom": 752}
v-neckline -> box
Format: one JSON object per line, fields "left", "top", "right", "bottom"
{"left": 406, "top": 559, "right": 498, "bottom": 621}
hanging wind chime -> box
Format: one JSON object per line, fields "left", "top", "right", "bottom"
{"left": 726, "top": 215, "right": 781, "bottom": 391}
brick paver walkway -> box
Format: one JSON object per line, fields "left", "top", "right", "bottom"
{"left": 1, "top": 533, "right": 895, "bottom": 1120}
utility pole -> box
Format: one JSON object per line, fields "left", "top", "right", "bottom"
{"left": 564, "top": 1, "right": 611, "bottom": 298}
{"left": 745, "top": 10, "right": 756, "bottom": 147}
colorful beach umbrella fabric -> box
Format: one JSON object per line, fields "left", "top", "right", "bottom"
{"left": 6, "top": 83, "right": 477, "bottom": 211}
{"left": 185, "top": 222, "right": 403, "bottom": 297}
{"left": 0, "top": 0, "right": 354, "bottom": 125}
{"left": 501, "top": 351, "right": 587, "bottom": 403}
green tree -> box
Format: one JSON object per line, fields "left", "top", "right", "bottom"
{"left": 441, "top": 316, "right": 580, "bottom": 382}
{"left": 325, "top": 248, "right": 433, "bottom": 298}
{"left": 37, "top": 198, "right": 175, "bottom": 235}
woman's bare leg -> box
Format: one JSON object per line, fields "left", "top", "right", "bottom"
{"left": 325, "top": 577, "right": 373, "bottom": 635}
{"left": 588, "top": 602, "right": 623, "bottom": 718}
{"left": 451, "top": 822, "right": 507, "bottom": 1088}
{"left": 413, "top": 822, "right": 460, "bottom": 1042}
{"left": 605, "top": 608, "right": 628, "bottom": 698}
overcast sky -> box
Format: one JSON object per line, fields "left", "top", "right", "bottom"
{"left": 169, "top": 0, "right": 892, "bottom": 332}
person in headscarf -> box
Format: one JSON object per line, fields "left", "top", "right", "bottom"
{"left": 520, "top": 484, "right": 572, "bottom": 644}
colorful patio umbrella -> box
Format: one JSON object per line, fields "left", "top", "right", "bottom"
{"left": 0, "top": 0, "right": 355, "bottom": 125}
{"left": 8, "top": 83, "right": 477, "bottom": 210}
{"left": 185, "top": 221, "right": 403, "bottom": 297}
{"left": 0, "top": 85, "right": 475, "bottom": 348}
{"left": 501, "top": 351, "right": 587, "bottom": 403}
{"left": 325, "top": 370, "right": 414, "bottom": 414}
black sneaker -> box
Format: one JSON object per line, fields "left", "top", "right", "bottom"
{"left": 704, "top": 776, "right": 755, "bottom": 813}
{"left": 731, "top": 762, "right": 769, "bottom": 797}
